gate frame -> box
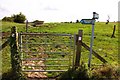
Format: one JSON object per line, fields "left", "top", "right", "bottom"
{"left": 18, "top": 31, "right": 75, "bottom": 73}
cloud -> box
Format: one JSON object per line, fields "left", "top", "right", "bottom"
{"left": 0, "top": 5, "right": 9, "bottom": 12}
{"left": 0, "top": 5, "right": 10, "bottom": 19}
{"left": 43, "top": 6, "right": 59, "bottom": 11}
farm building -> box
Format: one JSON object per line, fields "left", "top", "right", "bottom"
{"left": 32, "top": 20, "right": 44, "bottom": 27}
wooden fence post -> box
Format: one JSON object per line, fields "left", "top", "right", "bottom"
{"left": 9, "top": 26, "right": 24, "bottom": 79}
{"left": 26, "top": 20, "right": 28, "bottom": 32}
{"left": 111, "top": 25, "right": 116, "bottom": 38}
{"left": 0, "top": 39, "right": 9, "bottom": 51}
{"left": 75, "top": 30, "right": 83, "bottom": 69}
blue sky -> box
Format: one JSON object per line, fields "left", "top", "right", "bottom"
{"left": 0, "top": 0, "right": 119, "bottom": 22}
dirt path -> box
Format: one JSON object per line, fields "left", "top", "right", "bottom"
{"left": 22, "top": 60, "right": 48, "bottom": 79}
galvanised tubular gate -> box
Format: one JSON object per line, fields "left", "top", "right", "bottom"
{"left": 18, "top": 32, "right": 75, "bottom": 74}
{"left": 8, "top": 26, "right": 107, "bottom": 79}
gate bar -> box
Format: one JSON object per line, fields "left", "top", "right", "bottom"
{"left": 20, "top": 33, "right": 72, "bottom": 36}
{"left": 22, "top": 70, "right": 68, "bottom": 72}
{"left": 22, "top": 58, "right": 69, "bottom": 61}
{"left": 22, "top": 65, "right": 69, "bottom": 67}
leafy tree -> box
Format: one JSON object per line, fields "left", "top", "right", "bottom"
{"left": 12, "top": 12, "right": 26, "bottom": 23}
{"left": 2, "top": 12, "right": 26, "bottom": 23}
{"left": 2, "top": 16, "right": 13, "bottom": 22}
{"left": 76, "top": 19, "right": 79, "bottom": 23}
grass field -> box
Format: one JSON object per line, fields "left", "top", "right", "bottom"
{"left": 1, "top": 21, "right": 119, "bottom": 79}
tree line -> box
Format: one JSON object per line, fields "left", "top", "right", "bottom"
{"left": 2, "top": 12, "right": 26, "bottom": 23}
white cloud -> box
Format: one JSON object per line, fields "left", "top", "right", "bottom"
{"left": 43, "top": 6, "right": 59, "bottom": 11}
{"left": 0, "top": 4, "right": 10, "bottom": 19}
{"left": 0, "top": 5, "right": 7, "bottom": 12}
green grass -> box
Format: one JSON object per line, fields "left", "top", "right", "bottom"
{"left": 1, "top": 41, "right": 11, "bottom": 75}
{"left": 1, "top": 21, "right": 119, "bottom": 78}
{"left": 1, "top": 21, "right": 26, "bottom": 32}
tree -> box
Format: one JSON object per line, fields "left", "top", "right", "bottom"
{"left": 12, "top": 12, "right": 26, "bottom": 23}
{"left": 2, "top": 12, "right": 26, "bottom": 23}
{"left": 76, "top": 20, "right": 79, "bottom": 23}
{"left": 2, "top": 16, "right": 13, "bottom": 22}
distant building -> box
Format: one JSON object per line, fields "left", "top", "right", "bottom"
{"left": 32, "top": 20, "right": 44, "bottom": 27}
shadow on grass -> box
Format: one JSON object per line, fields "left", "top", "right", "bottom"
{"left": 1, "top": 69, "right": 15, "bottom": 80}
{"left": 1, "top": 69, "right": 26, "bottom": 80}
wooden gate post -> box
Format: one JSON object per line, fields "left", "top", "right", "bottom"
{"left": 10, "top": 26, "right": 24, "bottom": 79}
{"left": 75, "top": 30, "right": 83, "bottom": 69}
{"left": 26, "top": 20, "right": 28, "bottom": 32}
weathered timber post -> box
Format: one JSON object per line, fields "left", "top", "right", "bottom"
{"left": 82, "top": 42, "right": 107, "bottom": 63}
{"left": 111, "top": 25, "right": 116, "bottom": 38}
{"left": 75, "top": 30, "right": 83, "bottom": 69}
{"left": 10, "top": 26, "right": 24, "bottom": 79}
{"left": 26, "top": 20, "right": 28, "bottom": 32}
{"left": 0, "top": 39, "right": 9, "bottom": 51}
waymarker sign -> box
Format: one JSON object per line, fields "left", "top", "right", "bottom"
{"left": 80, "top": 19, "right": 95, "bottom": 24}
{"left": 80, "top": 12, "right": 99, "bottom": 68}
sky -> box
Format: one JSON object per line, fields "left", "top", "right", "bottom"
{"left": 0, "top": 0, "right": 119, "bottom": 22}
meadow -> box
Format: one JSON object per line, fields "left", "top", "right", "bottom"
{"left": 1, "top": 21, "right": 119, "bottom": 79}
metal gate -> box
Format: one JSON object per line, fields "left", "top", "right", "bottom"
{"left": 18, "top": 32, "right": 75, "bottom": 78}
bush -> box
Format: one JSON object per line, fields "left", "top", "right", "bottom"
{"left": 76, "top": 20, "right": 79, "bottom": 23}
{"left": 2, "top": 17, "right": 14, "bottom": 22}
{"left": 58, "top": 62, "right": 90, "bottom": 80}
{"left": 2, "top": 12, "right": 26, "bottom": 23}
{"left": 91, "top": 64, "right": 120, "bottom": 80}
{"left": 12, "top": 12, "right": 26, "bottom": 23}
{"left": 58, "top": 63, "right": 120, "bottom": 80}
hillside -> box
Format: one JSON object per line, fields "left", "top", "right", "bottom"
{"left": 1, "top": 21, "right": 119, "bottom": 79}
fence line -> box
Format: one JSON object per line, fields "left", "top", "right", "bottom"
{"left": 0, "top": 39, "right": 9, "bottom": 51}
{"left": 82, "top": 42, "right": 107, "bottom": 63}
